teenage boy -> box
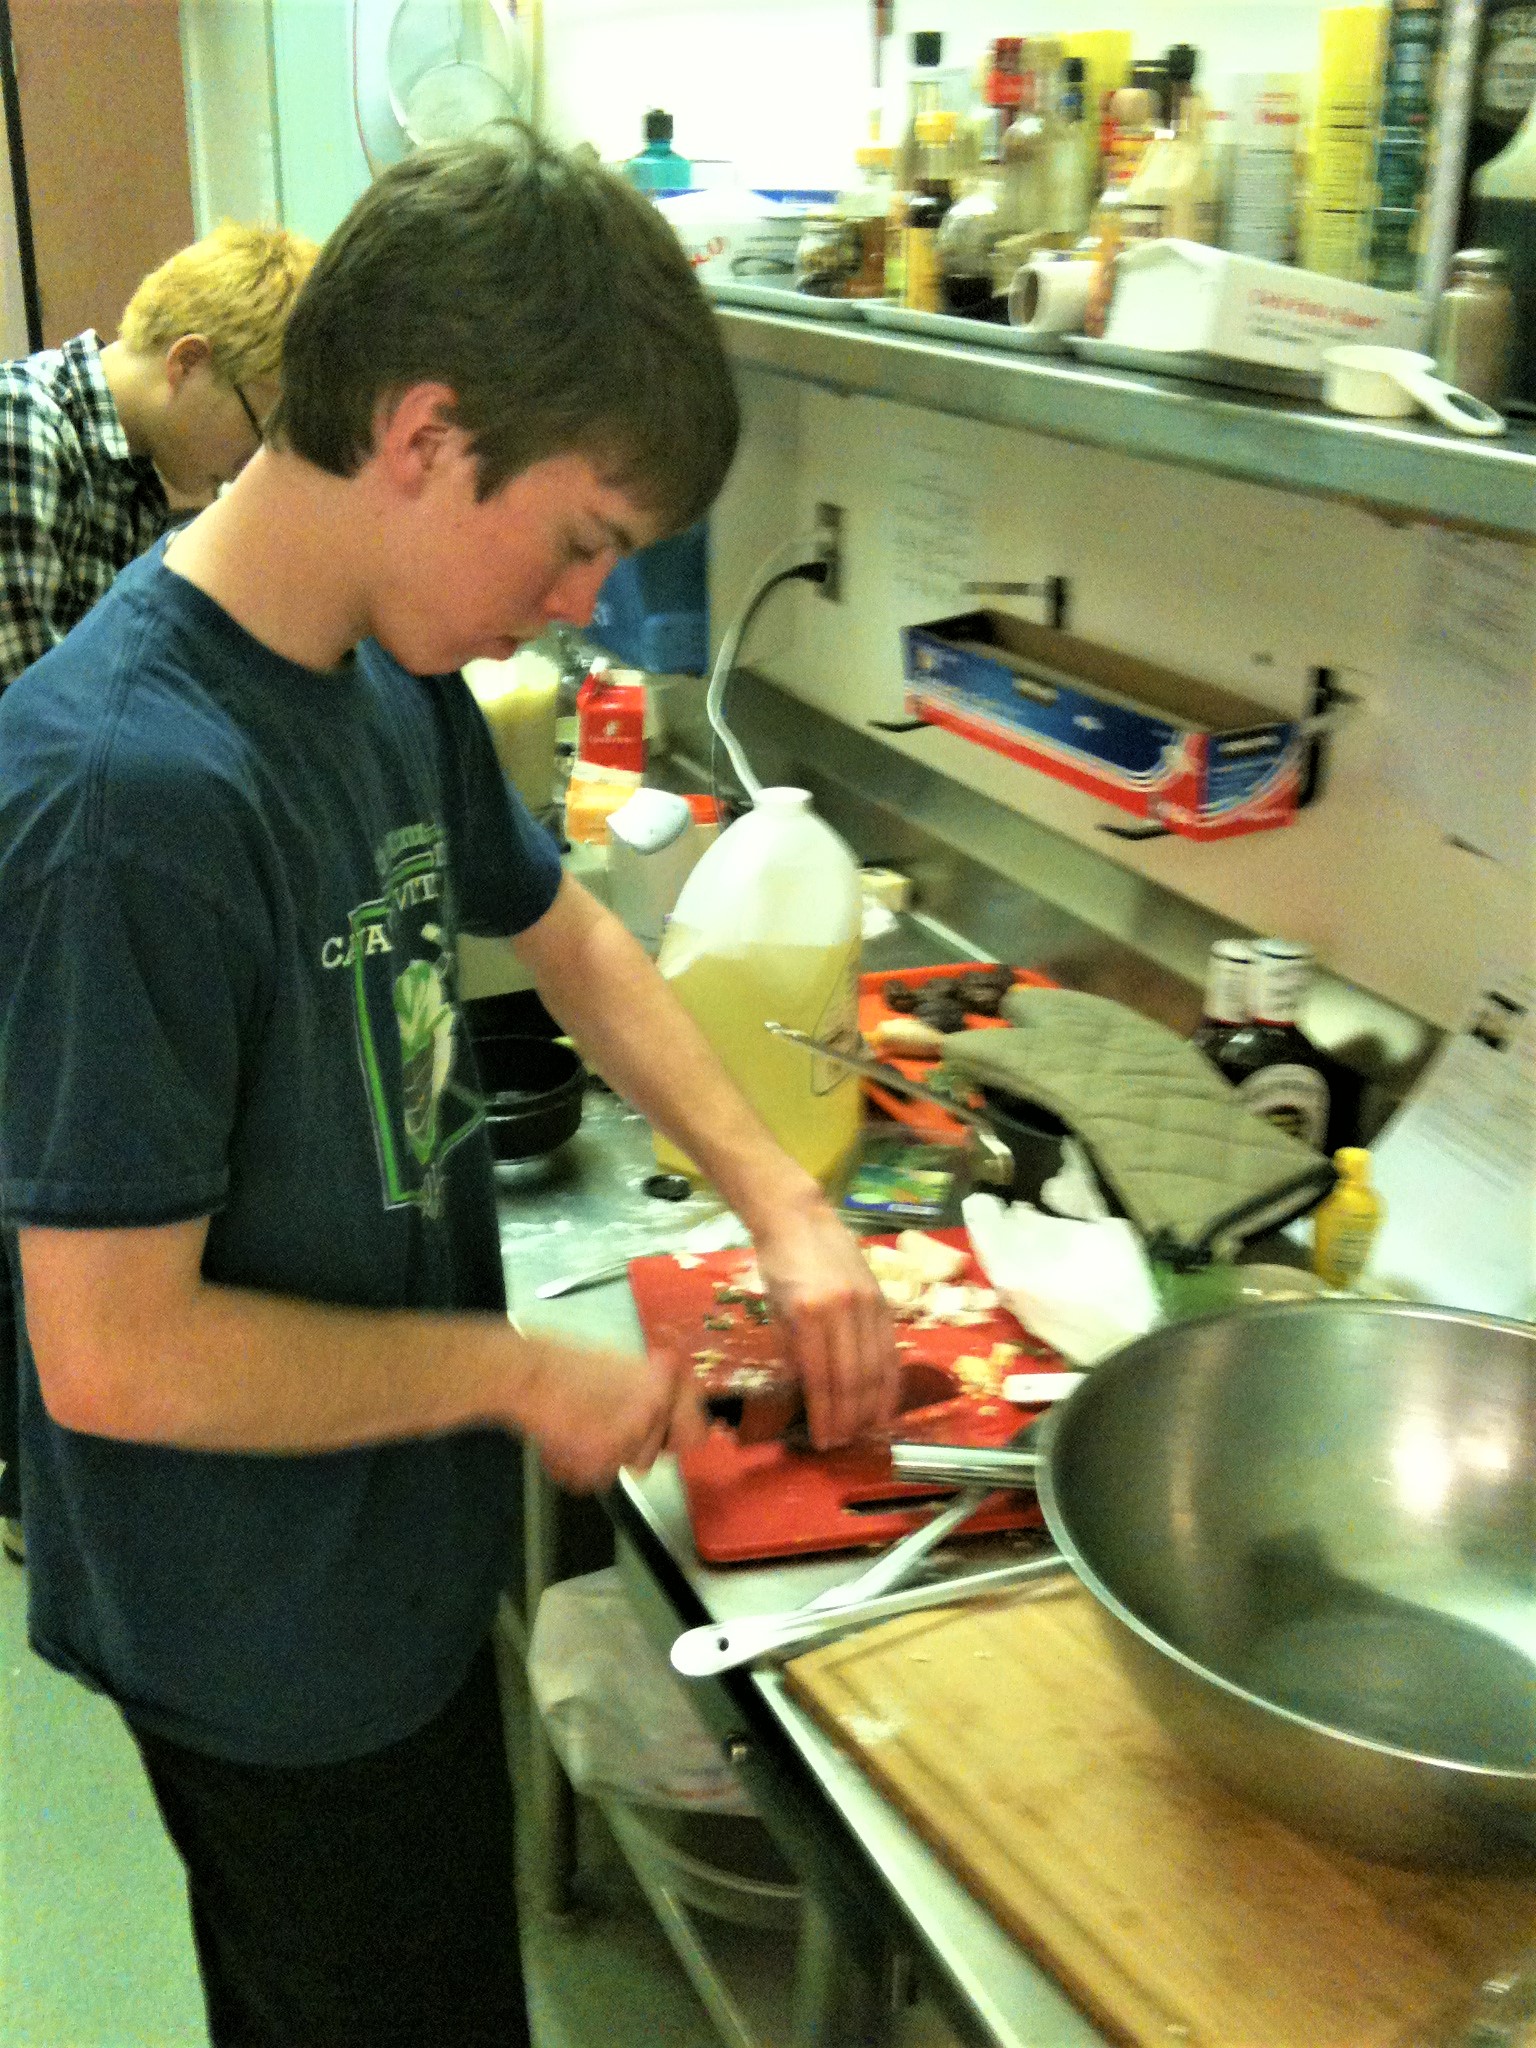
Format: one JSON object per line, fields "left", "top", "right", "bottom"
{"left": 0, "top": 133, "right": 894, "bottom": 2047}
{"left": 0, "top": 219, "right": 318, "bottom": 1566}
{"left": 0, "top": 218, "right": 319, "bottom": 682}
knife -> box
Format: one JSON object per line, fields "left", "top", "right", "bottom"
{"left": 532, "top": 1258, "right": 633, "bottom": 1300}
{"left": 765, "top": 1023, "right": 1015, "bottom": 1185}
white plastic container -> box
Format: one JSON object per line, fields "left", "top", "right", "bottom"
{"left": 464, "top": 649, "right": 559, "bottom": 814}
{"left": 653, "top": 788, "right": 862, "bottom": 1189}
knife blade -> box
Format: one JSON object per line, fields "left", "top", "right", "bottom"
{"left": 531, "top": 1258, "right": 634, "bottom": 1300}
{"left": 764, "top": 1022, "right": 1015, "bottom": 1185}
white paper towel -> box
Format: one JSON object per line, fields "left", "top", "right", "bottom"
{"left": 962, "top": 1193, "right": 1162, "bottom": 1366}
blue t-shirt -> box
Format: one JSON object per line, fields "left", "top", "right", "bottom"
{"left": 0, "top": 539, "right": 563, "bottom": 1765}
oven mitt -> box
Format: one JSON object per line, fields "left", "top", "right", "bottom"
{"left": 939, "top": 987, "right": 1336, "bottom": 1267}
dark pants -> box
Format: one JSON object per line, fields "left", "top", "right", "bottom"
{"left": 130, "top": 1641, "right": 530, "bottom": 2048}
{"left": 0, "top": 1255, "right": 19, "bottom": 1521}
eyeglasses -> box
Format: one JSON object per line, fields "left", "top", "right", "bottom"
{"left": 231, "top": 381, "right": 265, "bottom": 446}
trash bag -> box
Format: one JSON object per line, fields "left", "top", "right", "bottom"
{"left": 528, "top": 1568, "right": 754, "bottom": 1814}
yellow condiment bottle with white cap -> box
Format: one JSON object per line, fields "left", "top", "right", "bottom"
{"left": 1312, "top": 1147, "right": 1385, "bottom": 1289}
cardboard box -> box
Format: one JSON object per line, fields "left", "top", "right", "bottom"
{"left": 1105, "top": 238, "right": 1426, "bottom": 370}
{"left": 655, "top": 191, "right": 808, "bottom": 286}
{"left": 900, "top": 611, "right": 1303, "bottom": 841}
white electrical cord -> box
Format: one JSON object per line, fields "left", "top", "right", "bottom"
{"left": 705, "top": 534, "right": 824, "bottom": 804}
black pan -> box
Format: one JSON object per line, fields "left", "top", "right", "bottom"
{"left": 471, "top": 1032, "right": 586, "bottom": 1160}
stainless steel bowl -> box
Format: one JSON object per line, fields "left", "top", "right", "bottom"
{"left": 1037, "top": 1300, "right": 1536, "bottom": 1868}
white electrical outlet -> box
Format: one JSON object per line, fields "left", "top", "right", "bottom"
{"left": 814, "top": 501, "right": 843, "bottom": 603}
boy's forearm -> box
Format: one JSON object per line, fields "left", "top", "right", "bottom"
{"left": 20, "top": 1217, "right": 692, "bottom": 1484}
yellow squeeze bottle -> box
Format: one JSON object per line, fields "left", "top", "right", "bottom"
{"left": 1312, "top": 1146, "right": 1384, "bottom": 1289}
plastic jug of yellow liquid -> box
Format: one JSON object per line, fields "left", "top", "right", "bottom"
{"left": 653, "top": 787, "right": 862, "bottom": 1190}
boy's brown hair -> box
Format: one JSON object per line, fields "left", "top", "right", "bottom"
{"left": 119, "top": 223, "right": 320, "bottom": 386}
{"left": 273, "top": 129, "right": 739, "bottom": 538}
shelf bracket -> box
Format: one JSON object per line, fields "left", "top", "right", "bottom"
{"left": 962, "top": 574, "right": 1071, "bottom": 631}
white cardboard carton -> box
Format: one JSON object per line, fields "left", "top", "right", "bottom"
{"left": 1105, "top": 239, "right": 1427, "bottom": 371}
{"left": 655, "top": 189, "right": 806, "bottom": 286}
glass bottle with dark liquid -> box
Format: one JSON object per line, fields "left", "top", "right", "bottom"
{"left": 1220, "top": 940, "right": 1332, "bottom": 1151}
{"left": 1192, "top": 939, "right": 1254, "bottom": 1069}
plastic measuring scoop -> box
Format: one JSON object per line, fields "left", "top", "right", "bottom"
{"left": 1321, "top": 345, "right": 1507, "bottom": 437}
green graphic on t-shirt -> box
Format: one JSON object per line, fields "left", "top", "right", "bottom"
{"left": 345, "top": 828, "right": 482, "bottom": 1213}
{"left": 393, "top": 958, "right": 454, "bottom": 1164}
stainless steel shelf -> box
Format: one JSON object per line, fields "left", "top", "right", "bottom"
{"left": 716, "top": 306, "right": 1536, "bottom": 541}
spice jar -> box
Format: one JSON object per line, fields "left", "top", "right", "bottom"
{"left": 794, "top": 214, "right": 866, "bottom": 298}
{"left": 1432, "top": 248, "right": 1515, "bottom": 405}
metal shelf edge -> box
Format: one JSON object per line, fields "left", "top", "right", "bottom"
{"left": 715, "top": 307, "right": 1536, "bottom": 542}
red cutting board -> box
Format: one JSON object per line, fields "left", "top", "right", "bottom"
{"left": 858, "top": 963, "right": 1054, "bottom": 1140}
{"left": 629, "top": 1227, "right": 1068, "bottom": 1565}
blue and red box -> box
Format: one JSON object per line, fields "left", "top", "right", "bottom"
{"left": 900, "top": 611, "right": 1302, "bottom": 841}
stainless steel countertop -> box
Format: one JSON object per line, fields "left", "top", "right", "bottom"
{"left": 495, "top": 913, "right": 1106, "bottom": 2048}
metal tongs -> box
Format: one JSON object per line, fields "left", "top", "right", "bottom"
{"left": 670, "top": 1552, "right": 1068, "bottom": 1677}
{"left": 765, "top": 1022, "right": 1015, "bottom": 1186}
{"left": 670, "top": 1419, "right": 1066, "bottom": 1677}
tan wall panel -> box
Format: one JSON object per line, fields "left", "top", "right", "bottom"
{"left": 11, "top": 0, "right": 193, "bottom": 346}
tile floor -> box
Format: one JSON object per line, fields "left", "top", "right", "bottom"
{"left": 1, "top": 1560, "right": 956, "bottom": 2048}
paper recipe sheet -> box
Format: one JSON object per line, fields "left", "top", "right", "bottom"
{"left": 1390, "top": 529, "right": 1536, "bottom": 871}
{"left": 1369, "top": 963, "right": 1536, "bottom": 1318}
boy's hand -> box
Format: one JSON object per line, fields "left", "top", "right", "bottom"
{"left": 518, "top": 1335, "right": 705, "bottom": 1492}
{"left": 750, "top": 1199, "right": 898, "bottom": 1451}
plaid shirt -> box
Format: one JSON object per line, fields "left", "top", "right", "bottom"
{"left": 0, "top": 330, "right": 170, "bottom": 687}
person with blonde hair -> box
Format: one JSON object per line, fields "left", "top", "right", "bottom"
{"left": 0, "top": 220, "right": 318, "bottom": 687}
{"left": 0, "top": 219, "right": 317, "bottom": 1567}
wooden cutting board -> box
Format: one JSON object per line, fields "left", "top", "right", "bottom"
{"left": 785, "top": 1583, "right": 1536, "bottom": 2048}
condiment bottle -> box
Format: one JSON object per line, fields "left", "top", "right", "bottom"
{"left": 1046, "top": 56, "right": 1094, "bottom": 244}
{"left": 625, "top": 109, "right": 691, "bottom": 195}
{"left": 998, "top": 79, "right": 1050, "bottom": 257}
{"left": 1119, "top": 93, "right": 1217, "bottom": 245}
{"left": 1220, "top": 939, "right": 1332, "bottom": 1151}
{"left": 1191, "top": 939, "right": 1254, "bottom": 1070}
{"left": 839, "top": 141, "right": 895, "bottom": 298}
{"left": 1433, "top": 248, "right": 1516, "bottom": 404}
{"left": 903, "top": 110, "right": 957, "bottom": 313}
{"left": 894, "top": 31, "right": 946, "bottom": 197}
{"left": 1473, "top": 95, "right": 1536, "bottom": 408}
{"left": 1312, "top": 1147, "right": 1385, "bottom": 1288}
{"left": 938, "top": 107, "right": 1008, "bottom": 315}
{"left": 1105, "top": 85, "right": 1157, "bottom": 189}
